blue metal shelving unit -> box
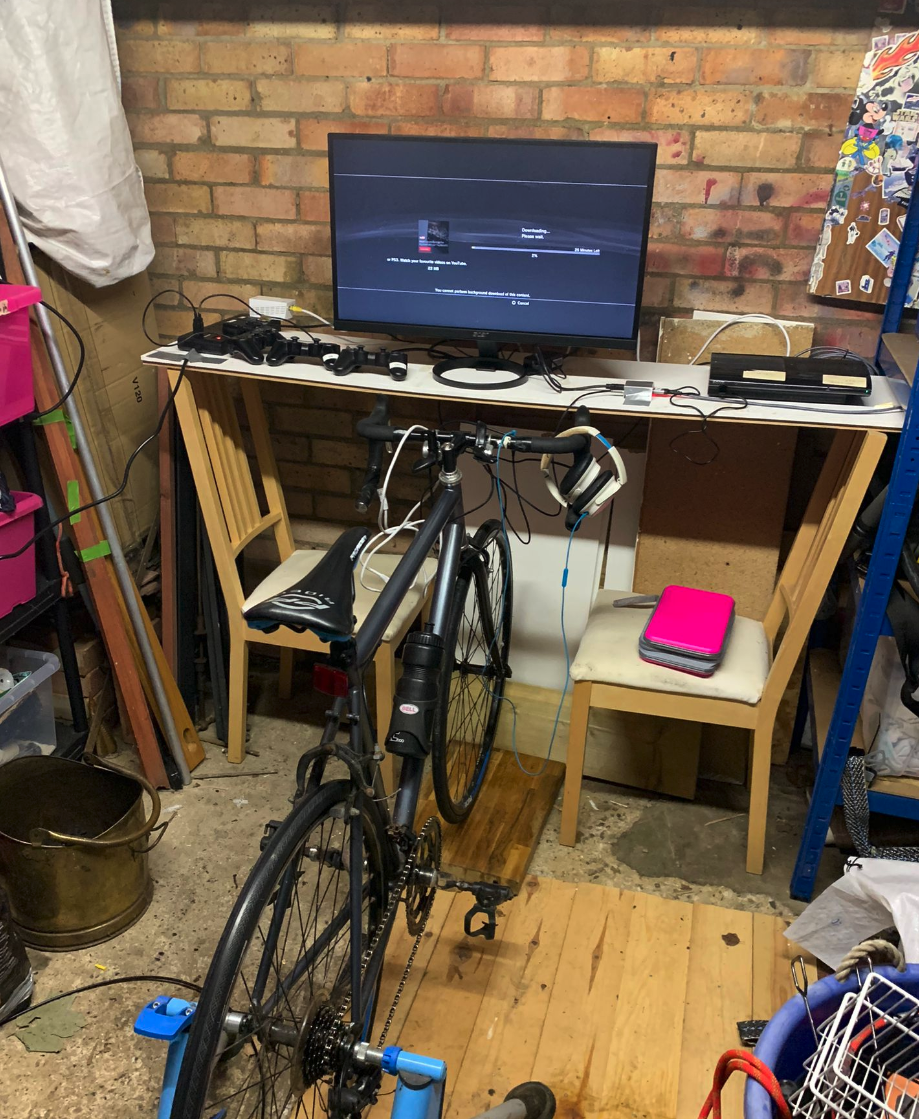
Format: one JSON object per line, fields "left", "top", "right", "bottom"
{"left": 790, "top": 184, "right": 919, "bottom": 900}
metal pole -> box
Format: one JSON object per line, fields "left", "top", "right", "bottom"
{"left": 0, "top": 154, "right": 191, "bottom": 785}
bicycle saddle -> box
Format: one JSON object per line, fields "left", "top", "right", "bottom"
{"left": 243, "top": 526, "right": 371, "bottom": 640}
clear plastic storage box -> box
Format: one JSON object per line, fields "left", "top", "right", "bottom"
{"left": 0, "top": 647, "right": 60, "bottom": 766}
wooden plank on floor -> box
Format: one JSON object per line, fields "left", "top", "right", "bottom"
{"left": 415, "top": 750, "right": 564, "bottom": 890}
{"left": 602, "top": 893, "right": 694, "bottom": 1119}
{"left": 752, "top": 913, "right": 817, "bottom": 1021}
{"left": 383, "top": 887, "right": 512, "bottom": 1092}
{"left": 446, "top": 876, "right": 577, "bottom": 1119}
{"left": 676, "top": 904, "right": 754, "bottom": 1119}
{"left": 534, "top": 883, "right": 633, "bottom": 1119}
{"left": 366, "top": 879, "right": 810, "bottom": 1119}
{"left": 366, "top": 891, "right": 457, "bottom": 1118}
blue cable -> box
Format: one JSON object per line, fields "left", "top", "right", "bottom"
{"left": 484, "top": 435, "right": 586, "bottom": 779}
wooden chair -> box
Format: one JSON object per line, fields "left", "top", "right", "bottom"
{"left": 170, "top": 367, "right": 431, "bottom": 779}
{"left": 559, "top": 428, "right": 885, "bottom": 874}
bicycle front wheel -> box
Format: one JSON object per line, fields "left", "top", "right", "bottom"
{"left": 172, "top": 780, "right": 392, "bottom": 1119}
{"left": 432, "top": 519, "right": 513, "bottom": 823}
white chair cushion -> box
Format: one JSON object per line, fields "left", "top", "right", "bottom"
{"left": 243, "top": 549, "right": 432, "bottom": 643}
{"left": 570, "top": 589, "right": 771, "bottom": 705}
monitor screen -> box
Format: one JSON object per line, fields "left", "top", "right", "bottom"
{"left": 328, "top": 134, "right": 656, "bottom": 349}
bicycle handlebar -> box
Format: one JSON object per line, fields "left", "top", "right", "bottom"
{"left": 355, "top": 398, "right": 591, "bottom": 454}
{"left": 354, "top": 396, "right": 593, "bottom": 511}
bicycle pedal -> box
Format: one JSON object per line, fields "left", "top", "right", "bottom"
{"left": 442, "top": 878, "right": 513, "bottom": 939}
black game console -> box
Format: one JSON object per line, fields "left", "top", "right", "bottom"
{"left": 708, "top": 352, "right": 872, "bottom": 404}
{"left": 177, "top": 315, "right": 281, "bottom": 365}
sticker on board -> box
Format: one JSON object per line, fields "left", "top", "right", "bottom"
{"left": 836, "top": 279, "right": 853, "bottom": 295}
{"left": 859, "top": 274, "right": 875, "bottom": 293}
{"left": 866, "top": 228, "right": 901, "bottom": 267}
{"left": 879, "top": 207, "right": 891, "bottom": 225}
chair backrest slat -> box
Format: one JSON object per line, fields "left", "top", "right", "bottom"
{"left": 195, "top": 374, "right": 265, "bottom": 551}
{"left": 175, "top": 370, "right": 296, "bottom": 612}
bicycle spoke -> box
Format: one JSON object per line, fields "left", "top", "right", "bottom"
{"left": 435, "top": 528, "right": 511, "bottom": 819}
{"left": 183, "top": 786, "right": 385, "bottom": 1119}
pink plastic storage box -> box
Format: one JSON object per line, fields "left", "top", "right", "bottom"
{"left": 0, "top": 284, "right": 41, "bottom": 427}
{"left": 0, "top": 492, "right": 44, "bottom": 620}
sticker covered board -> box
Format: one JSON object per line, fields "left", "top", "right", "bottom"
{"left": 809, "top": 31, "right": 919, "bottom": 306}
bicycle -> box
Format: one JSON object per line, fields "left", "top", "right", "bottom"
{"left": 167, "top": 396, "right": 609, "bottom": 1119}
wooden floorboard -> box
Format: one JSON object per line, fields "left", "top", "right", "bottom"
{"left": 378, "top": 876, "right": 813, "bottom": 1119}
{"left": 415, "top": 749, "right": 565, "bottom": 889}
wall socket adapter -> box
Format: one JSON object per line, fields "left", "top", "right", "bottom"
{"left": 249, "top": 296, "right": 294, "bottom": 320}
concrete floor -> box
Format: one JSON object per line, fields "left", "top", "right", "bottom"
{"left": 0, "top": 669, "right": 843, "bottom": 1117}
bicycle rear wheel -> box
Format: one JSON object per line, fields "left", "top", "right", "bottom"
{"left": 172, "top": 780, "right": 391, "bottom": 1119}
{"left": 432, "top": 519, "right": 513, "bottom": 823}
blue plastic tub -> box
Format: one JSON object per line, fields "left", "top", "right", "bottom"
{"left": 746, "top": 964, "right": 919, "bottom": 1119}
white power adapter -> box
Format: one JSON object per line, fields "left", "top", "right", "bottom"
{"left": 249, "top": 296, "right": 295, "bottom": 320}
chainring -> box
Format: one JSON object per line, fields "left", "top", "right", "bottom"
{"left": 404, "top": 816, "right": 441, "bottom": 935}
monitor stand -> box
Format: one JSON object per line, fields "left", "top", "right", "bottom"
{"left": 431, "top": 340, "right": 529, "bottom": 390}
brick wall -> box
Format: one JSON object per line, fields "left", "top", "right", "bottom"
{"left": 115, "top": 0, "right": 890, "bottom": 527}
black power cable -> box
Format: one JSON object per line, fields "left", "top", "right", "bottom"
{"left": 0, "top": 354, "right": 192, "bottom": 561}
{"left": 2, "top": 973, "right": 204, "bottom": 1028}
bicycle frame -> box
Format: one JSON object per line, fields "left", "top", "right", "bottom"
{"left": 253, "top": 464, "right": 503, "bottom": 1036}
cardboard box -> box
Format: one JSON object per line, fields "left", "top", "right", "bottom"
{"left": 34, "top": 253, "right": 160, "bottom": 551}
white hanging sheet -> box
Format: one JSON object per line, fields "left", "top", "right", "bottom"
{"left": 0, "top": 0, "right": 153, "bottom": 286}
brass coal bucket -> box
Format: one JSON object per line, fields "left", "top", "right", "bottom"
{"left": 0, "top": 754, "right": 167, "bottom": 949}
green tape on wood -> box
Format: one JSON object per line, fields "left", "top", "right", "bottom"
{"left": 33, "top": 409, "right": 76, "bottom": 448}
{"left": 66, "top": 479, "right": 81, "bottom": 524}
{"left": 76, "top": 540, "right": 111, "bottom": 562}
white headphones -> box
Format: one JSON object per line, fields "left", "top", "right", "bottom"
{"left": 540, "top": 426, "right": 628, "bottom": 527}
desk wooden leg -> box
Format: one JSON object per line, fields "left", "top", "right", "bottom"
{"left": 279, "top": 648, "right": 294, "bottom": 701}
{"left": 560, "top": 680, "right": 591, "bottom": 847}
{"left": 375, "top": 643, "right": 396, "bottom": 796}
{"left": 229, "top": 630, "right": 250, "bottom": 763}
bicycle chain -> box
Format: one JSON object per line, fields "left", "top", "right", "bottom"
{"left": 325, "top": 816, "right": 441, "bottom": 1067}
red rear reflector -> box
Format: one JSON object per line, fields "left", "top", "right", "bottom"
{"left": 313, "top": 664, "right": 349, "bottom": 697}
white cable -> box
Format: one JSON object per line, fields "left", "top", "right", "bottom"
{"left": 358, "top": 424, "right": 435, "bottom": 592}
{"left": 669, "top": 392, "right": 902, "bottom": 416}
{"left": 688, "top": 314, "right": 792, "bottom": 365}
{"left": 378, "top": 425, "right": 426, "bottom": 532}
{"left": 289, "top": 304, "right": 332, "bottom": 326}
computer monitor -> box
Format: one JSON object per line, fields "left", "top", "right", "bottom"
{"left": 328, "top": 134, "right": 657, "bottom": 378}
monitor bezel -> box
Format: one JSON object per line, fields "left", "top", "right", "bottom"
{"left": 327, "top": 133, "right": 657, "bottom": 352}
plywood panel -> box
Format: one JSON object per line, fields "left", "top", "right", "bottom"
{"left": 634, "top": 420, "right": 798, "bottom": 619}
{"left": 496, "top": 681, "right": 700, "bottom": 799}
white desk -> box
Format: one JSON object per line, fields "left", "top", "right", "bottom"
{"left": 143, "top": 335, "right": 907, "bottom": 434}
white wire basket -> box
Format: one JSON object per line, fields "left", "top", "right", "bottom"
{"left": 791, "top": 971, "right": 919, "bottom": 1119}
